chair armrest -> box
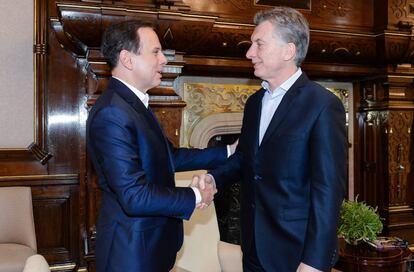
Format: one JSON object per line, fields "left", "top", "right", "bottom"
{"left": 217, "top": 241, "right": 243, "bottom": 272}
{"left": 23, "top": 254, "right": 50, "bottom": 272}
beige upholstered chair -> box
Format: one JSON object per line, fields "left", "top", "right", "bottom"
{"left": 0, "top": 187, "right": 48, "bottom": 272}
{"left": 173, "top": 173, "right": 243, "bottom": 272}
{"left": 22, "top": 254, "right": 50, "bottom": 272}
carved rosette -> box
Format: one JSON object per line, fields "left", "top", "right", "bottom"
{"left": 387, "top": 111, "right": 413, "bottom": 205}
{"left": 182, "top": 83, "right": 258, "bottom": 146}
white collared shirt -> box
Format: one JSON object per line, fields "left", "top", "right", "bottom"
{"left": 259, "top": 68, "right": 302, "bottom": 144}
{"left": 113, "top": 76, "right": 149, "bottom": 108}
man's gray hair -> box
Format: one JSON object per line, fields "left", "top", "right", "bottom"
{"left": 254, "top": 7, "right": 309, "bottom": 66}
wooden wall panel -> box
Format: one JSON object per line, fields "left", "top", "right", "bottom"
{"left": 33, "top": 189, "right": 73, "bottom": 263}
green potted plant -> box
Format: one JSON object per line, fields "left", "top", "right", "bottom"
{"left": 337, "top": 196, "right": 383, "bottom": 245}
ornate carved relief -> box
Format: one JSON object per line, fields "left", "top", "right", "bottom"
{"left": 387, "top": 111, "right": 413, "bottom": 205}
{"left": 364, "top": 111, "right": 389, "bottom": 126}
{"left": 308, "top": 37, "right": 375, "bottom": 63}
{"left": 384, "top": 39, "right": 410, "bottom": 63}
{"left": 182, "top": 83, "right": 258, "bottom": 146}
{"left": 326, "top": 88, "right": 349, "bottom": 125}
{"left": 152, "top": 105, "right": 185, "bottom": 147}
{"left": 391, "top": 0, "right": 407, "bottom": 20}
{"left": 313, "top": 0, "right": 352, "bottom": 17}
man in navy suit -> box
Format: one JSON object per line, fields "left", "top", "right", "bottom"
{"left": 193, "top": 7, "right": 347, "bottom": 272}
{"left": 86, "top": 21, "right": 231, "bottom": 272}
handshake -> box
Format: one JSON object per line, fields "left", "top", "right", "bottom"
{"left": 189, "top": 174, "right": 217, "bottom": 209}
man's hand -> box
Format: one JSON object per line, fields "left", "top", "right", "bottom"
{"left": 191, "top": 174, "right": 217, "bottom": 209}
{"left": 190, "top": 174, "right": 214, "bottom": 189}
{"left": 296, "top": 262, "right": 322, "bottom": 272}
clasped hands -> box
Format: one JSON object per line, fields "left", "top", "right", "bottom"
{"left": 190, "top": 174, "right": 216, "bottom": 209}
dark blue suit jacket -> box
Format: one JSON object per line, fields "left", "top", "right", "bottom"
{"left": 86, "top": 78, "right": 227, "bottom": 272}
{"left": 210, "top": 73, "right": 347, "bottom": 272}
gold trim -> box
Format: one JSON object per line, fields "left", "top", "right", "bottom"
{"left": 310, "top": 29, "right": 380, "bottom": 38}
{"left": 77, "top": 268, "right": 88, "bottom": 272}
{"left": 158, "top": 10, "right": 217, "bottom": 19}
{"left": 385, "top": 205, "right": 413, "bottom": 212}
{"left": 50, "top": 263, "right": 77, "bottom": 271}
{"left": 56, "top": 3, "right": 158, "bottom": 14}
{"left": 56, "top": 3, "right": 101, "bottom": 10}
{"left": 384, "top": 30, "right": 414, "bottom": 37}
{"left": 34, "top": 44, "right": 47, "bottom": 55}
{"left": 88, "top": 61, "right": 108, "bottom": 65}
{"left": 0, "top": 174, "right": 78, "bottom": 181}
{"left": 33, "top": 0, "right": 38, "bottom": 145}
{"left": 124, "top": 8, "right": 157, "bottom": 15}
{"left": 215, "top": 21, "right": 254, "bottom": 27}
{"left": 388, "top": 75, "right": 414, "bottom": 79}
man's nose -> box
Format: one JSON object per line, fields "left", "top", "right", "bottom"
{"left": 160, "top": 52, "right": 168, "bottom": 65}
{"left": 246, "top": 45, "right": 254, "bottom": 59}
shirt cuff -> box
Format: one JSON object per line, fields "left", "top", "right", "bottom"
{"left": 226, "top": 145, "right": 231, "bottom": 157}
{"left": 191, "top": 187, "right": 202, "bottom": 205}
{"left": 206, "top": 173, "right": 216, "bottom": 187}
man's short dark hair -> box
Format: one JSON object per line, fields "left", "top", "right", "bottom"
{"left": 101, "top": 20, "right": 154, "bottom": 69}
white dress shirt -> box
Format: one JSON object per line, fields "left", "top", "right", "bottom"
{"left": 259, "top": 68, "right": 303, "bottom": 144}
{"left": 113, "top": 77, "right": 149, "bottom": 108}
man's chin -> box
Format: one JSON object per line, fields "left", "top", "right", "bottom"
{"left": 150, "top": 81, "right": 161, "bottom": 90}
{"left": 253, "top": 70, "right": 263, "bottom": 78}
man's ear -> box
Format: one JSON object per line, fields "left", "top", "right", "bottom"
{"left": 284, "top": 42, "right": 296, "bottom": 62}
{"left": 119, "top": 50, "right": 133, "bottom": 70}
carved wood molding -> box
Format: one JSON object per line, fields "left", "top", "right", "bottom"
{"left": 387, "top": 111, "right": 413, "bottom": 205}
{"left": 308, "top": 35, "right": 376, "bottom": 63}
{"left": 391, "top": 0, "right": 408, "bottom": 20}
{"left": 28, "top": 142, "right": 53, "bottom": 165}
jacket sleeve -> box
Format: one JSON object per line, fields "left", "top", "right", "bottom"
{"left": 89, "top": 106, "right": 195, "bottom": 220}
{"left": 170, "top": 143, "right": 228, "bottom": 172}
{"left": 301, "top": 96, "right": 347, "bottom": 271}
{"left": 207, "top": 96, "right": 254, "bottom": 191}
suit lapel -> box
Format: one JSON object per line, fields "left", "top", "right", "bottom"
{"left": 251, "top": 89, "right": 265, "bottom": 155}
{"left": 259, "top": 73, "right": 309, "bottom": 146}
{"left": 109, "top": 78, "right": 175, "bottom": 171}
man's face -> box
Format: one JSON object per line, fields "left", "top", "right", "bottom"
{"left": 131, "top": 27, "right": 167, "bottom": 92}
{"left": 246, "top": 21, "right": 292, "bottom": 84}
